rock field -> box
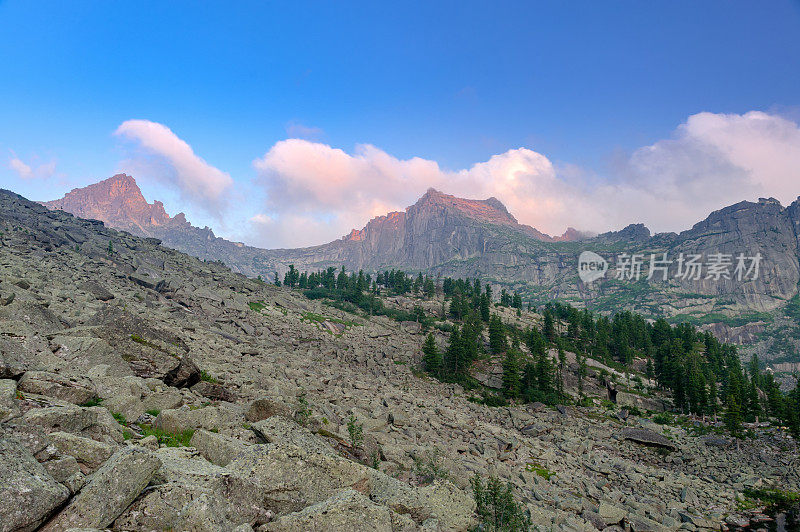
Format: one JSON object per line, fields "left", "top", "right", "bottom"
{"left": 1, "top": 188, "right": 798, "bottom": 531}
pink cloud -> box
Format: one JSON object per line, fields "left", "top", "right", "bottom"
{"left": 114, "top": 119, "right": 233, "bottom": 217}
{"left": 7, "top": 152, "right": 56, "bottom": 180}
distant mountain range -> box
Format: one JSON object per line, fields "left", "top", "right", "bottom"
{"left": 42, "top": 174, "right": 800, "bottom": 372}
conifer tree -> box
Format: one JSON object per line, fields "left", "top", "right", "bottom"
{"left": 489, "top": 315, "right": 507, "bottom": 354}
{"left": 502, "top": 348, "right": 521, "bottom": 398}
{"left": 724, "top": 394, "right": 743, "bottom": 437}
{"left": 422, "top": 333, "right": 442, "bottom": 377}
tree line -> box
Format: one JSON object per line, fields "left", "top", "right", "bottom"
{"left": 271, "top": 265, "right": 800, "bottom": 437}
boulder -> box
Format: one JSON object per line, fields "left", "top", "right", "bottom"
{"left": 163, "top": 355, "right": 201, "bottom": 388}
{"left": 620, "top": 428, "right": 677, "bottom": 451}
{"left": 369, "top": 475, "right": 476, "bottom": 530}
{"left": 18, "top": 371, "right": 98, "bottom": 405}
{"left": 23, "top": 404, "right": 125, "bottom": 444}
{"left": 250, "top": 416, "right": 337, "bottom": 457}
{"left": 0, "top": 438, "right": 70, "bottom": 532}
{"left": 244, "top": 397, "right": 293, "bottom": 422}
{"left": 113, "top": 446, "right": 271, "bottom": 530}
{"left": 189, "top": 428, "right": 249, "bottom": 466}
{"left": 78, "top": 280, "right": 115, "bottom": 301}
{"left": 42, "top": 455, "right": 82, "bottom": 484}
{"left": 142, "top": 388, "right": 184, "bottom": 412}
{"left": 0, "top": 419, "right": 51, "bottom": 455}
{"left": 616, "top": 391, "right": 666, "bottom": 413}
{"left": 49, "top": 431, "right": 116, "bottom": 471}
{"left": 261, "top": 489, "right": 418, "bottom": 532}
{"left": 227, "top": 442, "right": 374, "bottom": 515}
{"left": 154, "top": 404, "right": 244, "bottom": 434}
{"left": 598, "top": 501, "right": 627, "bottom": 526}
{"left": 192, "top": 380, "right": 237, "bottom": 402}
{"left": 41, "top": 447, "right": 161, "bottom": 530}
{"left": 0, "top": 378, "right": 20, "bottom": 422}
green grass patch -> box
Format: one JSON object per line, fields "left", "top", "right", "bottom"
{"left": 139, "top": 424, "right": 195, "bottom": 447}
{"left": 301, "top": 311, "right": 360, "bottom": 327}
{"left": 652, "top": 412, "right": 673, "bottom": 425}
{"left": 145, "top": 409, "right": 161, "bottom": 417}
{"left": 739, "top": 488, "right": 800, "bottom": 511}
{"left": 248, "top": 301, "right": 266, "bottom": 312}
{"left": 112, "top": 411, "right": 127, "bottom": 425}
{"left": 526, "top": 461, "right": 556, "bottom": 480}
{"left": 79, "top": 397, "right": 103, "bottom": 407}
{"left": 199, "top": 371, "right": 219, "bottom": 384}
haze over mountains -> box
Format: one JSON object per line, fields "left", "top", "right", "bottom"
{"left": 43, "top": 174, "right": 800, "bottom": 371}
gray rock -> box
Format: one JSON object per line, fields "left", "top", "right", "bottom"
{"left": 154, "top": 404, "right": 244, "bottom": 434}
{"left": 191, "top": 380, "right": 237, "bottom": 402}
{"left": 163, "top": 355, "right": 201, "bottom": 388}
{"left": 41, "top": 447, "right": 161, "bottom": 530}
{"left": 620, "top": 428, "right": 677, "bottom": 451}
{"left": 261, "top": 489, "right": 418, "bottom": 532}
{"left": 0, "top": 378, "right": 19, "bottom": 422}
{"left": 49, "top": 431, "right": 116, "bottom": 471}
{"left": 0, "top": 438, "right": 70, "bottom": 532}
{"left": 244, "top": 397, "right": 293, "bottom": 423}
{"left": 18, "top": 370, "right": 98, "bottom": 405}
{"left": 113, "top": 446, "right": 270, "bottom": 530}
{"left": 227, "top": 442, "right": 373, "bottom": 515}
{"left": 599, "top": 501, "right": 627, "bottom": 526}
{"left": 23, "top": 404, "right": 125, "bottom": 444}
{"left": 189, "top": 428, "right": 249, "bottom": 466}
{"left": 250, "top": 416, "right": 337, "bottom": 457}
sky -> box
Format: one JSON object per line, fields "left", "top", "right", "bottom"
{"left": 1, "top": 1, "right": 799, "bottom": 247}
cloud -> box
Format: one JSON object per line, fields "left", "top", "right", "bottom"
{"left": 250, "top": 111, "right": 800, "bottom": 248}
{"left": 114, "top": 120, "right": 233, "bottom": 217}
{"left": 7, "top": 152, "right": 56, "bottom": 180}
{"left": 285, "top": 121, "right": 324, "bottom": 140}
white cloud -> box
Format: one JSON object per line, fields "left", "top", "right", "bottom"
{"left": 7, "top": 152, "right": 56, "bottom": 180}
{"left": 250, "top": 111, "right": 800, "bottom": 247}
{"left": 114, "top": 120, "right": 233, "bottom": 217}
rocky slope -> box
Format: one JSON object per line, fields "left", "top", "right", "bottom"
{"left": 42, "top": 177, "right": 800, "bottom": 370}
{"left": 3, "top": 188, "right": 799, "bottom": 531}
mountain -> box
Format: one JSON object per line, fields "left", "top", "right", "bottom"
{"left": 43, "top": 174, "right": 172, "bottom": 234}
{"left": 41, "top": 175, "right": 800, "bottom": 372}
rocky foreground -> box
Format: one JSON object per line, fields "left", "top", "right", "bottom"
{"left": 1, "top": 188, "right": 798, "bottom": 531}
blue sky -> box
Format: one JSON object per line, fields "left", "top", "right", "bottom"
{"left": 1, "top": 1, "right": 799, "bottom": 247}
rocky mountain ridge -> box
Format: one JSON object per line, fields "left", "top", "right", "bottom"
{"left": 41, "top": 176, "right": 800, "bottom": 369}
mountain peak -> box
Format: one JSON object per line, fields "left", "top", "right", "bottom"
{"left": 43, "top": 174, "right": 172, "bottom": 234}
{"left": 411, "top": 188, "right": 519, "bottom": 226}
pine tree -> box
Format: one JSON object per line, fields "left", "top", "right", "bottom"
{"left": 543, "top": 309, "right": 556, "bottom": 343}
{"left": 422, "top": 333, "right": 442, "bottom": 377}
{"left": 577, "top": 352, "right": 587, "bottom": 399}
{"left": 746, "top": 379, "right": 761, "bottom": 422}
{"left": 488, "top": 315, "right": 507, "bottom": 354}
{"left": 724, "top": 394, "right": 743, "bottom": 437}
{"left": 502, "top": 348, "right": 521, "bottom": 398}
{"left": 480, "top": 294, "right": 490, "bottom": 322}
{"left": 443, "top": 326, "right": 465, "bottom": 382}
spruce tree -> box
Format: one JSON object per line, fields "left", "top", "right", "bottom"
{"left": 443, "top": 326, "right": 465, "bottom": 382}
{"left": 422, "top": 333, "right": 442, "bottom": 378}
{"left": 488, "top": 315, "right": 507, "bottom": 354}
{"left": 502, "top": 348, "right": 521, "bottom": 398}
{"left": 543, "top": 309, "right": 556, "bottom": 343}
